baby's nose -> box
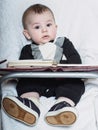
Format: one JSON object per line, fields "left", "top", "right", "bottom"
{"left": 42, "top": 26, "right": 47, "bottom": 32}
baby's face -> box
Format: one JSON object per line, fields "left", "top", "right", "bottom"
{"left": 23, "top": 11, "right": 57, "bottom": 44}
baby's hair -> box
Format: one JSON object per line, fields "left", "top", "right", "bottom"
{"left": 22, "top": 4, "right": 55, "bottom": 29}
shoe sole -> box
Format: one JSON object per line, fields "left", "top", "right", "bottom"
{"left": 45, "top": 109, "right": 77, "bottom": 126}
{"left": 2, "top": 98, "right": 36, "bottom": 125}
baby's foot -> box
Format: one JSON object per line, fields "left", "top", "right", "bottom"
{"left": 2, "top": 96, "right": 40, "bottom": 126}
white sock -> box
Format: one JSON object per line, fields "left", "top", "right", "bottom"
{"left": 27, "top": 97, "right": 40, "bottom": 108}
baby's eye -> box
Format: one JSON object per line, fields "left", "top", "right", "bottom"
{"left": 47, "top": 23, "right": 52, "bottom": 27}
{"left": 34, "top": 26, "right": 40, "bottom": 29}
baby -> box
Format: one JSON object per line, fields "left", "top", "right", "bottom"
{"left": 2, "top": 4, "right": 85, "bottom": 127}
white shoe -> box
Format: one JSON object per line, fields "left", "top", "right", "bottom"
{"left": 2, "top": 96, "right": 40, "bottom": 126}
{"left": 45, "top": 101, "right": 78, "bottom": 126}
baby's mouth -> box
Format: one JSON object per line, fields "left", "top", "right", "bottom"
{"left": 42, "top": 35, "right": 49, "bottom": 39}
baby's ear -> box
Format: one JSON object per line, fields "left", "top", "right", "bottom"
{"left": 23, "top": 29, "right": 31, "bottom": 40}
{"left": 55, "top": 25, "right": 58, "bottom": 31}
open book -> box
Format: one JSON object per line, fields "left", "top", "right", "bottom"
{"left": 7, "top": 60, "right": 57, "bottom": 68}
{"left": 6, "top": 59, "right": 98, "bottom": 72}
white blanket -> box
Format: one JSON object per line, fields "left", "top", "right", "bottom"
{"left": 1, "top": 0, "right": 98, "bottom": 130}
